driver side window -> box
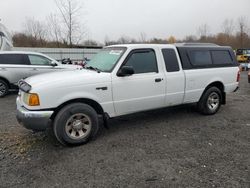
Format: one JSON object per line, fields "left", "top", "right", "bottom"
{"left": 124, "top": 49, "right": 158, "bottom": 74}
{"left": 28, "top": 55, "right": 51, "bottom": 65}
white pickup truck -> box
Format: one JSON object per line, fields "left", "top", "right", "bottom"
{"left": 16, "top": 43, "right": 240, "bottom": 146}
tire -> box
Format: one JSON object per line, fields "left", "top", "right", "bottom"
{"left": 197, "top": 87, "right": 222, "bottom": 115}
{"left": 0, "top": 79, "right": 9, "bottom": 98}
{"left": 53, "top": 103, "right": 99, "bottom": 146}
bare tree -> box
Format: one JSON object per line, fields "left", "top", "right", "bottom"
{"left": 104, "top": 36, "right": 118, "bottom": 46}
{"left": 46, "top": 14, "right": 63, "bottom": 47}
{"left": 197, "top": 24, "right": 210, "bottom": 41}
{"left": 24, "top": 17, "right": 47, "bottom": 43}
{"left": 139, "top": 32, "right": 147, "bottom": 43}
{"left": 117, "top": 36, "right": 132, "bottom": 44}
{"left": 104, "top": 35, "right": 110, "bottom": 46}
{"left": 54, "top": 0, "right": 85, "bottom": 47}
{"left": 149, "top": 38, "right": 167, "bottom": 44}
{"left": 222, "top": 19, "right": 235, "bottom": 36}
{"left": 238, "top": 16, "right": 248, "bottom": 48}
{"left": 183, "top": 35, "right": 197, "bottom": 42}
{"left": 83, "top": 39, "right": 98, "bottom": 46}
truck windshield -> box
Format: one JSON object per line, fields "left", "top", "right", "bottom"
{"left": 86, "top": 47, "right": 126, "bottom": 72}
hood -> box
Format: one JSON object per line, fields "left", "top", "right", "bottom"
{"left": 24, "top": 69, "right": 111, "bottom": 90}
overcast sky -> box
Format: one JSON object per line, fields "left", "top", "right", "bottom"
{"left": 0, "top": 0, "right": 250, "bottom": 43}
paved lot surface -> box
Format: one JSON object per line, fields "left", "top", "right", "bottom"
{"left": 0, "top": 72, "right": 250, "bottom": 188}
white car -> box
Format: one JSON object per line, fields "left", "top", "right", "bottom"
{"left": 0, "top": 51, "right": 80, "bottom": 97}
{"left": 16, "top": 43, "right": 240, "bottom": 146}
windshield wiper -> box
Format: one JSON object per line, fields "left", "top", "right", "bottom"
{"left": 84, "top": 65, "right": 101, "bottom": 73}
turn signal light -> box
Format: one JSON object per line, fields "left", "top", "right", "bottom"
{"left": 29, "top": 94, "right": 40, "bottom": 106}
{"left": 24, "top": 93, "right": 40, "bottom": 106}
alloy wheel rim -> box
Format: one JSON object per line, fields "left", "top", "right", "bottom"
{"left": 65, "top": 113, "right": 92, "bottom": 140}
{"left": 0, "top": 82, "right": 6, "bottom": 96}
{"left": 207, "top": 92, "right": 220, "bottom": 111}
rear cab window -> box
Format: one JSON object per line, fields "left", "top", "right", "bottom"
{"left": 162, "top": 49, "right": 180, "bottom": 72}
{"left": 211, "top": 51, "right": 233, "bottom": 65}
{"left": 177, "top": 46, "right": 238, "bottom": 70}
{"left": 188, "top": 50, "right": 212, "bottom": 66}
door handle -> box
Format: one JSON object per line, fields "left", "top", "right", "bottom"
{"left": 31, "top": 68, "right": 38, "bottom": 71}
{"left": 155, "top": 78, "right": 163, "bottom": 82}
{"left": 96, "top": 87, "right": 108, "bottom": 90}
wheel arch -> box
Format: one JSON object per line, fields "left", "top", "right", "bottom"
{"left": 0, "top": 76, "right": 10, "bottom": 88}
{"left": 51, "top": 98, "right": 104, "bottom": 120}
{"left": 200, "top": 81, "right": 226, "bottom": 104}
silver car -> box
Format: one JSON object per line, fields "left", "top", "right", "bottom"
{"left": 0, "top": 51, "right": 79, "bottom": 97}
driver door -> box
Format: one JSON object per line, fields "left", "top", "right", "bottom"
{"left": 112, "top": 49, "right": 165, "bottom": 116}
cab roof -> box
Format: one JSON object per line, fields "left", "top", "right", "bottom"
{"left": 108, "top": 43, "right": 228, "bottom": 49}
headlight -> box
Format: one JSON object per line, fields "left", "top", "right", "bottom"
{"left": 23, "top": 93, "right": 40, "bottom": 106}
{"left": 18, "top": 80, "right": 31, "bottom": 93}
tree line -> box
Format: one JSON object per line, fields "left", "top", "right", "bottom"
{"left": 104, "top": 17, "right": 250, "bottom": 50}
{"left": 12, "top": 0, "right": 250, "bottom": 50}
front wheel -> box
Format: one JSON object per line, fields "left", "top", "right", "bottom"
{"left": 53, "top": 103, "right": 99, "bottom": 146}
{"left": 197, "top": 87, "right": 222, "bottom": 115}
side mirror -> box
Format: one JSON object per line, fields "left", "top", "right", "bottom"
{"left": 117, "top": 66, "right": 135, "bottom": 77}
{"left": 51, "top": 62, "right": 58, "bottom": 67}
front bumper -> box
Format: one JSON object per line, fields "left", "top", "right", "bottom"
{"left": 16, "top": 98, "right": 54, "bottom": 131}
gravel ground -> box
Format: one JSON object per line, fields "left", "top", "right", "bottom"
{"left": 0, "top": 72, "right": 250, "bottom": 188}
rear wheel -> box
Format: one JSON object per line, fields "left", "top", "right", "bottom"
{"left": 53, "top": 103, "right": 99, "bottom": 146}
{"left": 197, "top": 87, "right": 222, "bottom": 115}
{"left": 0, "top": 79, "right": 9, "bottom": 98}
